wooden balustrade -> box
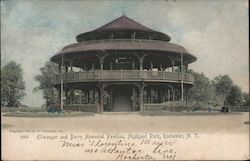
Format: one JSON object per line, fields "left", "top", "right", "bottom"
{"left": 54, "top": 70, "right": 194, "bottom": 85}
{"left": 62, "top": 39, "right": 185, "bottom": 51}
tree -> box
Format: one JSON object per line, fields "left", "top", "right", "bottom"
{"left": 212, "top": 75, "right": 233, "bottom": 105}
{"left": 34, "top": 61, "right": 59, "bottom": 106}
{"left": 225, "top": 85, "right": 243, "bottom": 106}
{"left": 188, "top": 70, "right": 216, "bottom": 106}
{"left": 1, "top": 61, "right": 25, "bottom": 107}
{"left": 242, "top": 92, "right": 249, "bottom": 106}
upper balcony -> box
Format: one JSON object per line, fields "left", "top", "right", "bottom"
{"left": 62, "top": 39, "right": 186, "bottom": 53}
{"left": 53, "top": 70, "right": 194, "bottom": 85}
{"left": 50, "top": 39, "right": 196, "bottom": 64}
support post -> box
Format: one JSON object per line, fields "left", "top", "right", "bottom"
{"left": 136, "top": 53, "right": 147, "bottom": 70}
{"left": 172, "top": 88, "right": 175, "bottom": 101}
{"left": 150, "top": 62, "right": 153, "bottom": 70}
{"left": 70, "top": 60, "right": 73, "bottom": 72}
{"left": 139, "top": 83, "right": 145, "bottom": 112}
{"left": 60, "top": 53, "right": 64, "bottom": 111}
{"left": 171, "top": 58, "right": 175, "bottom": 72}
{"left": 99, "top": 84, "right": 104, "bottom": 113}
{"left": 132, "top": 88, "right": 136, "bottom": 111}
{"left": 110, "top": 61, "right": 113, "bottom": 70}
{"left": 100, "top": 56, "right": 104, "bottom": 70}
{"left": 181, "top": 52, "right": 184, "bottom": 102}
{"left": 160, "top": 64, "right": 163, "bottom": 71}
{"left": 139, "top": 60, "right": 143, "bottom": 70}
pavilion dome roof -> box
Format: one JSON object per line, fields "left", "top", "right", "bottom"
{"left": 76, "top": 15, "right": 171, "bottom": 42}
{"left": 94, "top": 15, "right": 154, "bottom": 32}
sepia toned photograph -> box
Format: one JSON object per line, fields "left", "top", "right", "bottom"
{"left": 1, "top": 0, "right": 249, "bottom": 160}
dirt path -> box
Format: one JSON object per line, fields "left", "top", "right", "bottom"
{"left": 2, "top": 112, "right": 249, "bottom": 133}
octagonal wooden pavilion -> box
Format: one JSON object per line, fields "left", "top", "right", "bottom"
{"left": 50, "top": 15, "right": 197, "bottom": 113}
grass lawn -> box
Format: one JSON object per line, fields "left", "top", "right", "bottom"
{"left": 141, "top": 111, "right": 243, "bottom": 116}
{"left": 2, "top": 110, "right": 243, "bottom": 118}
{"left": 2, "top": 111, "right": 95, "bottom": 117}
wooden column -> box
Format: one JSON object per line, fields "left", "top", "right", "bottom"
{"left": 137, "top": 54, "right": 147, "bottom": 70}
{"left": 139, "top": 57, "right": 143, "bottom": 70}
{"left": 131, "top": 31, "right": 136, "bottom": 39}
{"left": 168, "top": 89, "right": 171, "bottom": 101}
{"left": 173, "top": 88, "right": 175, "bottom": 101}
{"left": 99, "top": 84, "right": 104, "bottom": 113}
{"left": 160, "top": 64, "right": 163, "bottom": 71}
{"left": 70, "top": 60, "right": 73, "bottom": 72}
{"left": 139, "top": 83, "right": 145, "bottom": 112}
{"left": 150, "top": 62, "right": 153, "bottom": 70}
{"left": 100, "top": 56, "right": 104, "bottom": 70}
{"left": 171, "top": 58, "right": 175, "bottom": 72}
{"left": 110, "top": 62, "right": 113, "bottom": 70}
{"left": 132, "top": 88, "right": 136, "bottom": 111}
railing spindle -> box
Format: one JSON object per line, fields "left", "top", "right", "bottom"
{"left": 55, "top": 70, "right": 194, "bottom": 84}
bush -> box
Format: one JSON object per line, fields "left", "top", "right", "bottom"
{"left": 161, "top": 101, "right": 209, "bottom": 112}
{"left": 161, "top": 101, "right": 188, "bottom": 112}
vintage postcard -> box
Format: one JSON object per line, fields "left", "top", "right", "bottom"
{"left": 1, "top": 0, "right": 249, "bottom": 160}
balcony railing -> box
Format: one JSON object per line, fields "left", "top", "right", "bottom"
{"left": 61, "top": 39, "right": 187, "bottom": 53}
{"left": 54, "top": 70, "right": 194, "bottom": 85}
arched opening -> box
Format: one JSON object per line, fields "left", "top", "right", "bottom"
{"left": 103, "top": 84, "right": 139, "bottom": 112}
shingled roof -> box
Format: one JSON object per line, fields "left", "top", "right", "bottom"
{"left": 93, "top": 15, "right": 154, "bottom": 32}
{"left": 76, "top": 15, "right": 171, "bottom": 42}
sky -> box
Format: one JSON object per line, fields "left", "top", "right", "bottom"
{"left": 1, "top": 0, "right": 249, "bottom": 107}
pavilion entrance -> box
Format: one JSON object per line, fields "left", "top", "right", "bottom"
{"left": 113, "top": 85, "right": 133, "bottom": 112}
